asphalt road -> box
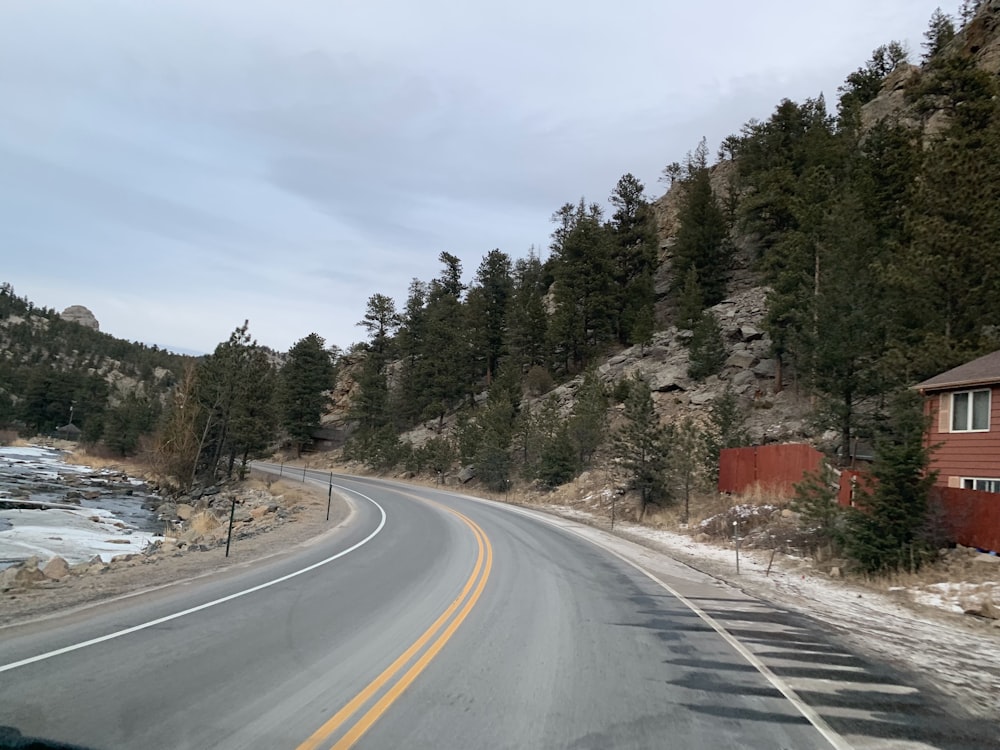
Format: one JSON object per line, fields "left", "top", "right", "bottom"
{"left": 1, "top": 470, "right": 996, "bottom": 750}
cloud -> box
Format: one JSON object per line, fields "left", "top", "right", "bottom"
{"left": 0, "top": 0, "right": 947, "bottom": 353}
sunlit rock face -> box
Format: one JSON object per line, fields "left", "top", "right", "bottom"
{"left": 60, "top": 305, "right": 99, "bottom": 331}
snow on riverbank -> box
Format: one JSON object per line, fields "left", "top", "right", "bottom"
{"left": 0, "top": 505, "right": 155, "bottom": 564}
{"left": 0, "top": 445, "right": 160, "bottom": 566}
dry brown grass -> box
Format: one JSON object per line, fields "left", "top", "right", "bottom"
{"left": 189, "top": 511, "right": 221, "bottom": 537}
{"left": 875, "top": 552, "right": 1000, "bottom": 590}
{"left": 0, "top": 430, "right": 25, "bottom": 447}
{"left": 63, "top": 449, "right": 121, "bottom": 470}
{"left": 687, "top": 492, "right": 739, "bottom": 526}
{"left": 62, "top": 447, "right": 153, "bottom": 477}
{"left": 244, "top": 475, "right": 318, "bottom": 508}
{"left": 734, "top": 483, "right": 791, "bottom": 506}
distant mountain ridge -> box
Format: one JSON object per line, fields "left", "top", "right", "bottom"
{"left": 0, "top": 282, "right": 192, "bottom": 442}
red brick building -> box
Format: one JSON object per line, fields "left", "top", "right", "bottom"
{"left": 915, "top": 350, "right": 1000, "bottom": 492}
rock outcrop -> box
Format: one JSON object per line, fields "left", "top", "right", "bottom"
{"left": 60, "top": 305, "right": 99, "bottom": 331}
{"left": 860, "top": 1, "right": 1000, "bottom": 134}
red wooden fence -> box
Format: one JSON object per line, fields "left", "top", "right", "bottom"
{"left": 932, "top": 487, "right": 1000, "bottom": 553}
{"left": 718, "top": 444, "right": 823, "bottom": 498}
{"left": 837, "top": 470, "right": 873, "bottom": 507}
{"left": 720, "top": 445, "right": 1000, "bottom": 552}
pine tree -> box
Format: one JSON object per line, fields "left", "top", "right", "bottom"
{"left": 103, "top": 391, "right": 158, "bottom": 457}
{"left": 421, "top": 252, "right": 469, "bottom": 424}
{"left": 687, "top": 311, "right": 726, "bottom": 380}
{"left": 548, "top": 200, "right": 615, "bottom": 371}
{"left": 281, "top": 333, "right": 335, "bottom": 455}
{"left": 536, "top": 422, "right": 578, "bottom": 488}
{"left": 472, "top": 365, "right": 520, "bottom": 490}
{"left": 737, "top": 96, "right": 840, "bottom": 388}
{"left": 676, "top": 266, "right": 704, "bottom": 330}
{"left": 613, "top": 374, "right": 669, "bottom": 517}
{"left": 837, "top": 43, "right": 909, "bottom": 124}
{"left": 843, "top": 390, "right": 937, "bottom": 575}
{"left": 671, "top": 140, "right": 729, "bottom": 306}
{"left": 775, "top": 170, "right": 892, "bottom": 460}
{"left": 527, "top": 396, "right": 576, "bottom": 486}
{"left": 357, "top": 293, "right": 400, "bottom": 357}
{"left": 192, "top": 322, "right": 279, "bottom": 480}
{"left": 465, "top": 249, "right": 513, "bottom": 384}
{"left": 608, "top": 173, "right": 659, "bottom": 346}
{"left": 666, "top": 416, "right": 708, "bottom": 524}
{"left": 791, "top": 464, "right": 843, "bottom": 558}
{"left": 225, "top": 346, "right": 278, "bottom": 478}
{"left": 922, "top": 8, "right": 956, "bottom": 63}
{"left": 189, "top": 329, "right": 241, "bottom": 481}
{"left": 410, "top": 436, "right": 457, "bottom": 476}
{"left": 506, "top": 252, "right": 549, "bottom": 371}
{"left": 351, "top": 295, "right": 400, "bottom": 444}
{"left": 890, "top": 61, "right": 1000, "bottom": 375}
{"left": 703, "top": 389, "right": 749, "bottom": 482}
{"left": 396, "top": 279, "right": 430, "bottom": 425}
{"left": 511, "top": 402, "right": 541, "bottom": 477}
{"left": 959, "top": 0, "right": 984, "bottom": 24}
{"left": 567, "top": 368, "right": 608, "bottom": 467}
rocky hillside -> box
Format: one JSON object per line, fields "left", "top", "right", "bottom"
{"left": 0, "top": 283, "right": 190, "bottom": 438}
{"left": 60, "top": 305, "right": 100, "bottom": 331}
{"left": 326, "top": 283, "right": 814, "bottom": 458}
{"left": 283, "top": 3, "right": 1000, "bottom": 511}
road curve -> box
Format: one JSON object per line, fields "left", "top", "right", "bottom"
{"left": 1, "top": 470, "right": 996, "bottom": 750}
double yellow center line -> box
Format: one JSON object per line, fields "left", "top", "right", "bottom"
{"left": 296, "top": 502, "right": 493, "bottom": 750}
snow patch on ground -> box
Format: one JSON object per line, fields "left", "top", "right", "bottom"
{"left": 0, "top": 507, "right": 156, "bottom": 563}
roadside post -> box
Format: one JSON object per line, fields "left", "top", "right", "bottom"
{"left": 326, "top": 480, "right": 333, "bottom": 522}
{"left": 302, "top": 465, "right": 307, "bottom": 481}
{"left": 225, "top": 498, "right": 237, "bottom": 557}
{"left": 733, "top": 519, "right": 741, "bottom": 574}
{"left": 611, "top": 492, "right": 616, "bottom": 531}
{"left": 279, "top": 461, "right": 283, "bottom": 478}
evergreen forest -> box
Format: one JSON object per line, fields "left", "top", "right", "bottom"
{"left": 3, "top": 4, "right": 998, "bottom": 550}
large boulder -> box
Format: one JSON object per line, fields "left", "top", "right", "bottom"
{"left": 42, "top": 556, "right": 71, "bottom": 580}
{"left": 724, "top": 352, "right": 756, "bottom": 370}
{"left": 753, "top": 359, "right": 778, "bottom": 378}
{"left": 3, "top": 558, "right": 48, "bottom": 587}
{"left": 648, "top": 365, "right": 689, "bottom": 392}
{"left": 59, "top": 305, "right": 100, "bottom": 330}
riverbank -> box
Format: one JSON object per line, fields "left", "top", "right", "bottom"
{"left": 0, "top": 453, "right": 350, "bottom": 626}
{"left": 0, "top": 446, "right": 160, "bottom": 568}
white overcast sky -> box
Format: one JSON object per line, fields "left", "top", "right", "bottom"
{"left": 0, "top": 0, "right": 948, "bottom": 354}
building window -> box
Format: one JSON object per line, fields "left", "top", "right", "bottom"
{"left": 951, "top": 390, "right": 990, "bottom": 432}
{"left": 961, "top": 477, "right": 1000, "bottom": 493}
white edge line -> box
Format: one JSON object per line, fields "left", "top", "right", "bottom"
{"left": 0, "top": 483, "right": 386, "bottom": 675}
{"left": 448, "top": 494, "right": 856, "bottom": 750}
